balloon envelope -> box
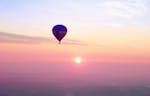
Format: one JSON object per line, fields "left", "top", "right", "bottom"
{"left": 52, "top": 25, "right": 67, "bottom": 43}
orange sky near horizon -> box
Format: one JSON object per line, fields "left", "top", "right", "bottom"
{"left": 0, "top": 41, "right": 150, "bottom": 64}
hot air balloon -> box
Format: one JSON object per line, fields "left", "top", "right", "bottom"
{"left": 52, "top": 24, "right": 67, "bottom": 44}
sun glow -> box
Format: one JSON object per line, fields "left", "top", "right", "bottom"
{"left": 74, "top": 57, "right": 83, "bottom": 64}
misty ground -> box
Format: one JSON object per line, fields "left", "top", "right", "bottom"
{"left": 0, "top": 85, "right": 150, "bottom": 96}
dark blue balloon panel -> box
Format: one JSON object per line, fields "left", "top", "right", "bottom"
{"left": 52, "top": 25, "right": 67, "bottom": 43}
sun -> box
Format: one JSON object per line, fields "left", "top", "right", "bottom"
{"left": 74, "top": 57, "right": 83, "bottom": 64}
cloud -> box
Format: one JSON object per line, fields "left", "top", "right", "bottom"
{"left": 96, "top": 0, "right": 149, "bottom": 19}
{"left": 98, "top": 22, "right": 124, "bottom": 27}
{"left": 0, "top": 32, "right": 87, "bottom": 45}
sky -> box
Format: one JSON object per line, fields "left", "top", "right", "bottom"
{"left": 0, "top": 0, "right": 150, "bottom": 87}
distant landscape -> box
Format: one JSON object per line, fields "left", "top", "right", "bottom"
{"left": 0, "top": 85, "right": 150, "bottom": 96}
